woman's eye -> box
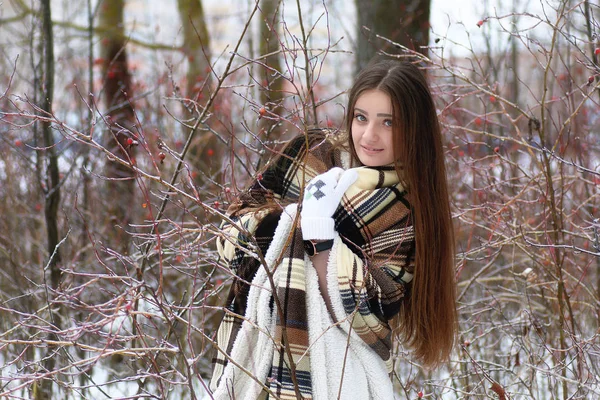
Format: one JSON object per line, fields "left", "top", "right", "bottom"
{"left": 383, "top": 119, "right": 393, "bottom": 127}
{"left": 354, "top": 114, "right": 367, "bottom": 122}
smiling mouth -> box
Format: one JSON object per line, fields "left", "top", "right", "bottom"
{"left": 361, "top": 145, "right": 383, "bottom": 153}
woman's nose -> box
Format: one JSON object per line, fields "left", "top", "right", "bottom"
{"left": 363, "top": 123, "right": 378, "bottom": 140}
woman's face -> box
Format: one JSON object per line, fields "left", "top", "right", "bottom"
{"left": 351, "top": 89, "right": 396, "bottom": 167}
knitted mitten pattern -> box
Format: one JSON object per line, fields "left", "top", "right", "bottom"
{"left": 301, "top": 167, "right": 358, "bottom": 240}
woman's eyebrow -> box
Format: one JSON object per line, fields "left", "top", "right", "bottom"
{"left": 355, "top": 107, "right": 392, "bottom": 118}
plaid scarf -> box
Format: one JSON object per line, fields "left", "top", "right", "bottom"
{"left": 211, "top": 131, "right": 415, "bottom": 399}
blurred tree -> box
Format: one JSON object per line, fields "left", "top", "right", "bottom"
{"left": 178, "top": 0, "right": 212, "bottom": 102}
{"left": 98, "top": 0, "right": 136, "bottom": 251}
{"left": 258, "top": 0, "right": 284, "bottom": 145}
{"left": 355, "top": 0, "right": 431, "bottom": 71}
{"left": 175, "top": 1, "right": 223, "bottom": 377}
{"left": 177, "top": 0, "right": 222, "bottom": 189}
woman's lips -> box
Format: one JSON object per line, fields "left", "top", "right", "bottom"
{"left": 361, "top": 145, "right": 383, "bottom": 154}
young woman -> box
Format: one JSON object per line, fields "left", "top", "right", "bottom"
{"left": 210, "top": 59, "right": 456, "bottom": 399}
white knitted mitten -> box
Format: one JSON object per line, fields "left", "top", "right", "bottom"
{"left": 301, "top": 167, "right": 358, "bottom": 240}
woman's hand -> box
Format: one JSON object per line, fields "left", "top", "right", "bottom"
{"left": 301, "top": 167, "right": 358, "bottom": 240}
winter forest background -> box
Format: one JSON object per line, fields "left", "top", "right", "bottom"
{"left": 1, "top": 0, "right": 599, "bottom": 398}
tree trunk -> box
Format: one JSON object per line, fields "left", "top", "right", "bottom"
{"left": 355, "top": 0, "right": 431, "bottom": 72}
{"left": 99, "top": 0, "right": 136, "bottom": 251}
{"left": 177, "top": 0, "right": 222, "bottom": 190}
{"left": 35, "top": 1, "right": 61, "bottom": 398}
{"left": 178, "top": 0, "right": 212, "bottom": 100}
{"left": 258, "top": 0, "right": 284, "bottom": 148}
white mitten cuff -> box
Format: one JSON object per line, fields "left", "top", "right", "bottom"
{"left": 301, "top": 217, "right": 335, "bottom": 240}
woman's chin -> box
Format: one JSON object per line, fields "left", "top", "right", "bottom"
{"left": 357, "top": 154, "right": 388, "bottom": 167}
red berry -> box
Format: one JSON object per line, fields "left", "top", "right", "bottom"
{"left": 213, "top": 201, "right": 220, "bottom": 208}
{"left": 14, "top": 139, "right": 23, "bottom": 147}
{"left": 474, "top": 117, "right": 483, "bottom": 127}
{"left": 458, "top": 150, "right": 465, "bottom": 157}
{"left": 258, "top": 107, "right": 266, "bottom": 119}
{"left": 158, "top": 152, "right": 166, "bottom": 163}
{"left": 477, "top": 20, "right": 484, "bottom": 27}
{"left": 207, "top": 148, "right": 214, "bottom": 157}
{"left": 257, "top": 173, "right": 263, "bottom": 181}
{"left": 595, "top": 48, "right": 600, "bottom": 55}
{"left": 126, "top": 138, "right": 133, "bottom": 146}
{"left": 225, "top": 187, "right": 231, "bottom": 194}
{"left": 418, "top": 391, "right": 424, "bottom": 398}
{"left": 494, "top": 146, "right": 500, "bottom": 153}
{"left": 588, "top": 76, "right": 595, "bottom": 85}
{"left": 489, "top": 95, "right": 497, "bottom": 103}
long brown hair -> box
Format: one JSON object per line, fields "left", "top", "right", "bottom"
{"left": 345, "top": 59, "right": 456, "bottom": 368}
